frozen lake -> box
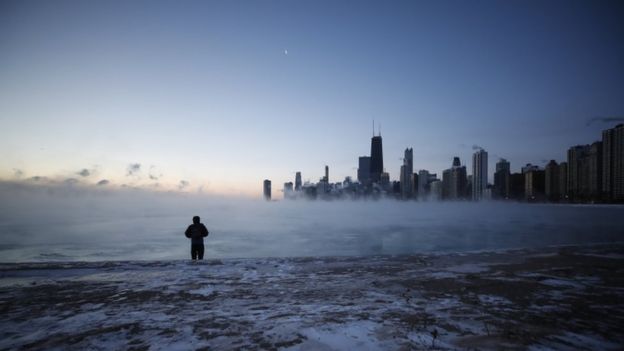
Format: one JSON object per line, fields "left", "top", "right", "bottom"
{"left": 0, "top": 185, "right": 623, "bottom": 262}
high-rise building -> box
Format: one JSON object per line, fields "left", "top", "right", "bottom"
{"left": 525, "top": 168, "right": 545, "bottom": 201}
{"left": 472, "top": 149, "right": 488, "bottom": 200}
{"left": 558, "top": 162, "right": 568, "bottom": 200}
{"left": 380, "top": 172, "right": 390, "bottom": 191}
{"left": 442, "top": 157, "right": 467, "bottom": 200}
{"left": 295, "top": 172, "right": 302, "bottom": 191}
{"left": 412, "top": 173, "right": 419, "bottom": 198}
{"left": 602, "top": 124, "right": 624, "bottom": 201}
{"left": 429, "top": 180, "right": 442, "bottom": 201}
{"left": 263, "top": 179, "right": 271, "bottom": 201}
{"left": 370, "top": 135, "right": 384, "bottom": 183}
{"left": 400, "top": 148, "right": 413, "bottom": 198}
{"left": 567, "top": 145, "right": 590, "bottom": 201}
{"left": 358, "top": 156, "right": 371, "bottom": 184}
{"left": 418, "top": 170, "right": 430, "bottom": 199}
{"left": 283, "top": 182, "right": 294, "bottom": 199}
{"left": 588, "top": 141, "right": 602, "bottom": 200}
{"left": 544, "top": 160, "right": 559, "bottom": 201}
{"left": 324, "top": 165, "right": 329, "bottom": 183}
{"left": 494, "top": 158, "right": 510, "bottom": 199}
{"left": 509, "top": 173, "right": 525, "bottom": 200}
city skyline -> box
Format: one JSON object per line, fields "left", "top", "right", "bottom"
{"left": 277, "top": 123, "right": 622, "bottom": 202}
{"left": 1, "top": 0, "right": 623, "bottom": 197}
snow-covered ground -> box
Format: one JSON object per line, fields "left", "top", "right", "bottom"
{"left": 1, "top": 244, "right": 623, "bottom": 350}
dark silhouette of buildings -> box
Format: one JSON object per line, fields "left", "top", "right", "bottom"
{"left": 273, "top": 123, "right": 622, "bottom": 204}
{"left": 558, "top": 162, "right": 568, "bottom": 201}
{"left": 263, "top": 179, "right": 271, "bottom": 200}
{"left": 545, "top": 160, "right": 559, "bottom": 201}
{"left": 567, "top": 145, "right": 590, "bottom": 201}
{"left": 588, "top": 141, "right": 603, "bottom": 201}
{"left": 509, "top": 173, "right": 524, "bottom": 200}
{"left": 494, "top": 158, "right": 510, "bottom": 199}
{"left": 602, "top": 124, "right": 624, "bottom": 202}
{"left": 370, "top": 134, "right": 383, "bottom": 183}
{"left": 524, "top": 166, "right": 545, "bottom": 201}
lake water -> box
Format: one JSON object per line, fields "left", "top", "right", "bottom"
{"left": 0, "top": 186, "right": 623, "bottom": 262}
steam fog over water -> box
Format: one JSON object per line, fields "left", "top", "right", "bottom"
{"left": 0, "top": 183, "right": 623, "bottom": 262}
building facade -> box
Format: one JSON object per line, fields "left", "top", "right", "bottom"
{"left": 494, "top": 158, "right": 510, "bottom": 199}
{"left": 602, "top": 124, "right": 624, "bottom": 201}
{"left": 567, "top": 145, "right": 590, "bottom": 201}
{"left": 263, "top": 179, "right": 271, "bottom": 200}
{"left": 400, "top": 148, "right": 414, "bottom": 198}
{"left": 544, "top": 160, "right": 559, "bottom": 201}
{"left": 370, "top": 135, "right": 384, "bottom": 183}
{"left": 472, "top": 149, "right": 488, "bottom": 201}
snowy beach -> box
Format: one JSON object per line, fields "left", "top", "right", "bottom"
{"left": 1, "top": 244, "right": 623, "bottom": 350}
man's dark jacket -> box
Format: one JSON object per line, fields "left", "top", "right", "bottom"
{"left": 185, "top": 223, "right": 209, "bottom": 245}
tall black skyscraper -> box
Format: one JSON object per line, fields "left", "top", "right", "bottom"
{"left": 370, "top": 134, "right": 383, "bottom": 183}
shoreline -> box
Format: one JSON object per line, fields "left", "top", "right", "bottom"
{"left": 1, "top": 244, "right": 623, "bottom": 350}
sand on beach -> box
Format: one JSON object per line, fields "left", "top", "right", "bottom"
{"left": 1, "top": 244, "right": 623, "bottom": 350}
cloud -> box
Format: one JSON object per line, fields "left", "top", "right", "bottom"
{"left": 126, "top": 163, "right": 141, "bottom": 176}
{"left": 586, "top": 116, "right": 624, "bottom": 126}
{"left": 13, "top": 169, "right": 24, "bottom": 178}
{"left": 97, "top": 179, "right": 110, "bottom": 186}
{"left": 64, "top": 178, "right": 80, "bottom": 185}
{"left": 178, "top": 180, "right": 190, "bottom": 190}
{"left": 77, "top": 169, "right": 91, "bottom": 177}
{"left": 28, "top": 176, "right": 47, "bottom": 182}
{"left": 148, "top": 165, "right": 163, "bottom": 181}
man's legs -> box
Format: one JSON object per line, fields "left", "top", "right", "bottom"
{"left": 191, "top": 245, "right": 198, "bottom": 260}
{"left": 197, "top": 244, "right": 205, "bottom": 260}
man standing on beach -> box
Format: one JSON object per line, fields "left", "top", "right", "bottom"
{"left": 185, "top": 216, "right": 209, "bottom": 260}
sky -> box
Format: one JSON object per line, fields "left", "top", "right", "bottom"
{"left": 1, "top": 0, "right": 623, "bottom": 197}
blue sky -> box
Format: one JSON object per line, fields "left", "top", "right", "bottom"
{"left": 1, "top": 0, "right": 623, "bottom": 196}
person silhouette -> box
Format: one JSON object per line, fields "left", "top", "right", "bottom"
{"left": 185, "top": 216, "right": 209, "bottom": 260}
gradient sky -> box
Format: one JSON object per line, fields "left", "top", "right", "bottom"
{"left": 1, "top": 0, "right": 623, "bottom": 197}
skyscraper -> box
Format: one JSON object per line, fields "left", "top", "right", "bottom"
{"left": 418, "top": 169, "right": 430, "bottom": 199}
{"left": 295, "top": 172, "right": 302, "bottom": 191}
{"left": 370, "top": 134, "right": 383, "bottom": 183}
{"left": 494, "top": 158, "right": 510, "bottom": 199}
{"left": 442, "top": 157, "right": 467, "bottom": 200}
{"left": 472, "top": 149, "right": 488, "bottom": 201}
{"left": 400, "top": 148, "right": 413, "bottom": 198}
{"left": 588, "top": 141, "right": 602, "bottom": 200}
{"left": 263, "top": 179, "right": 271, "bottom": 201}
{"left": 357, "top": 156, "right": 371, "bottom": 184}
{"left": 544, "top": 160, "right": 559, "bottom": 201}
{"left": 602, "top": 124, "right": 624, "bottom": 201}
{"left": 525, "top": 167, "right": 545, "bottom": 201}
{"left": 567, "top": 145, "right": 590, "bottom": 201}
{"left": 283, "top": 182, "right": 294, "bottom": 199}
{"left": 324, "top": 165, "right": 329, "bottom": 183}
{"left": 558, "top": 162, "right": 568, "bottom": 200}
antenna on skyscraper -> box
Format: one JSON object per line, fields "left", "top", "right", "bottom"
{"left": 379, "top": 123, "right": 381, "bottom": 136}
{"left": 372, "top": 119, "right": 375, "bottom": 136}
